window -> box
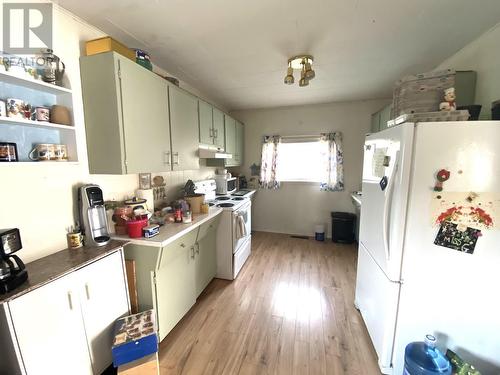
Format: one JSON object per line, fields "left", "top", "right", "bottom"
{"left": 275, "top": 139, "right": 328, "bottom": 182}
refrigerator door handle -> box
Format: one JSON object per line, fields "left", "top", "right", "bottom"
{"left": 382, "top": 151, "right": 399, "bottom": 260}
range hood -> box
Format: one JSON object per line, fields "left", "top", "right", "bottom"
{"left": 198, "top": 146, "right": 232, "bottom": 159}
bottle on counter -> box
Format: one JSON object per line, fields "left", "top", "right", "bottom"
{"left": 174, "top": 203, "right": 182, "bottom": 223}
{"left": 404, "top": 334, "right": 451, "bottom": 375}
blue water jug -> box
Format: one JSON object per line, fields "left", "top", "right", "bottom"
{"left": 403, "top": 334, "right": 451, "bottom": 375}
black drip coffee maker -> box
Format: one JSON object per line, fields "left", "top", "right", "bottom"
{"left": 0, "top": 228, "right": 28, "bottom": 294}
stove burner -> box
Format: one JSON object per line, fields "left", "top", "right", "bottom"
{"left": 232, "top": 197, "right": 244, "bottom": 201}
{"left": 217, "top": 203, "right": 234, "bottom": 208}
{"left": 215, "top": 196, "right": 231, "bottom": 201}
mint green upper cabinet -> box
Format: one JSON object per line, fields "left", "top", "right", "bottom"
{"left": 234, "top": 121, "right": 244, "bottom": 165}
{"left": 198, "top": 100, "right": 213, "bottom": 145}
{"left": 80, "top": 52, "right": 171, "bottom": 174}
{"left": 224, "top": 115, "right": 236, "bottom": 157}
{"left": 168, "top": 85, "right": 200, "bottom": 171}
{"left": 212, "top": 108, "right": 225, "bottom": 149}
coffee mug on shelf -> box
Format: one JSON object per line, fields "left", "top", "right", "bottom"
{"left": 29, "top": 143, "right": 54, "bottom": 161}
{"left": 53, "top": 144, "right": 68, "bottom": 161}
{"left": 32, "top": 106, "right": 50, "bottom": 122}
{"left": 6, "top": 98, "right": 25, "bottom": 119}
{"left": 0, "top": 100, "right": 6, "bottom": 117}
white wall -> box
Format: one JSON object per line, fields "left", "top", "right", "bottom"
{"left": 435, "top": 22, "right": 500, "bottom": 119}
{"left": 231, "top": 99, "right": 389, "bottom": 238}
{"left": 0, "top": 4, "right": 217, "bottom": 263}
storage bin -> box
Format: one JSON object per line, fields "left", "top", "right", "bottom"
{"left": 112, "top": 310, "right": 158, "bottom": 367}
{"left": 331, "top": 212, "right": 356, "bottom": 244}
{"left": 85, "top": 37, "right": 135, "bottom": 61}
{"left": 315, "top": 224, "right": 325, "bottom": 241}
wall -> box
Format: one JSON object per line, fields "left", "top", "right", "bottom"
{"left": 0, "top": 4, "right": 217, "bottom": 263}
{"left": 231, "top": 99, "right": 389, "bottom": 238}
{"left": 435, "top": 22, "right": 500, "bottom": 119}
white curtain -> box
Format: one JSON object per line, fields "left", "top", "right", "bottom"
{"left": 259, "top": 135, "right": 281, "bottom": 189}
{"left": 319, "top": 132, "right": 344, "bottom": 191}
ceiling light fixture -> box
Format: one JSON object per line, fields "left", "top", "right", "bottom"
{"left": 284, "top": 55, "right": 315, "bottom": 87}
{"left": 284, "top": 62, "right": 294, "bottom": 85}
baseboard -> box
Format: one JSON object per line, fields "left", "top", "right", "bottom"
{"left": 252, "top": 228, "right": 331, "bottom": 240}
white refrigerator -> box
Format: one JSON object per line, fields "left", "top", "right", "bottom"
{"left": 355, "top": 121, "right": 500, "bottom": 375}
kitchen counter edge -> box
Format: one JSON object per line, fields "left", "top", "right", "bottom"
{"left": 0, "top": 240, "right": 129, "bottom": 304}
{"left": 111, "top": 207, "right": 223, "bottom": 248}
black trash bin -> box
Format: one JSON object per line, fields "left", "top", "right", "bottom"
{"left": 331, "top": 212, "right": 356, "bottom": 243}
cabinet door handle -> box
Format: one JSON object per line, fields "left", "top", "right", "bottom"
{"left": 190, "top": 246, "right": 195, "bottom": 259}
{"left": 67, "top": 291, "right": 73, "bottom": 310}
{"left": 214, "top": 128, "right": 218, "bottom": 138}
{"left": 173, "top": 152, "right": 180, "bottom": 165}
{"left": 209, "top": 128, "right": 214, "bottom": 138}
{"left": 85, "top": 283, "right": 90, "bottom": 300}
{"left": 195, "top": 242, "right": 200, "bottom": 255}
{"left": 164, "top": 151, "right": 171, "bottom": 165}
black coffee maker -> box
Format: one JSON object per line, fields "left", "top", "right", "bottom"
{"left": 0, "top": 228, "right": 28, "bottom": 294}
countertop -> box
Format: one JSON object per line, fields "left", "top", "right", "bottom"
{"left": 111, "top": 207, "right": 223, "bottom": 248}
{"left": 0, "top": 240, "right": 128, "bottom": 304}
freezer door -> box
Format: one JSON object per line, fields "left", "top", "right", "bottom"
{"left": 392, "top": 121, "right": 500, "bottom": 375}
{"left": 359, "top": 123, "right": 414, "bottom": 281}
{"left": 355, "top": 242, "right": 400, "bottom": 374}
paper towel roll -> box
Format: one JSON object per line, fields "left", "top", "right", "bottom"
{"left": 136, "top": 189, "right": 155, "bottom": 212}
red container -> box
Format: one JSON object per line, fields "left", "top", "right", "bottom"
{"left": 126, "top": 218, "right": 148, "bottom": 238}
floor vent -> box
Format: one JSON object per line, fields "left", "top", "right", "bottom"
{"left": 290, "top": 235, "right": 309, "bottom": 240}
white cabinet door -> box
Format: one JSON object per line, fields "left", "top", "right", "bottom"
{"left": 212, "top": 108, "right": 225, "bottom": 149}
{"left": 234, "top": 121, "right": 244, "bottom": 165}
{"left": 195, "top": 219, "right": 218, "bottom": 296}
{"left": 118, "top": 56, "right": 171, "bottom": 173}
{"left": 8, "top": 272, "right": 93, "bottom": 375}
{"left": 79, "top": 251, "right": 129, "bottom": 375}
{"left": 155, "top": 240, "right": 196, "bottom": 341}
{"left": 198, "top": 100, "right": 213, "bottom": 145}
{"left": 168, "top": 85, "right": 200, "bottom": 171}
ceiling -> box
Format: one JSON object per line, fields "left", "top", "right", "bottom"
{"left": 57, "top": 0, "right": 500, "bottom": 111}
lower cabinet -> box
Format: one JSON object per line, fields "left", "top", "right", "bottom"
{"left": 125, "top": 216, "right": 220, "bottom": 342}
{"left": 4, "top": 250, "right": 129, "bottom": 375}
{"left": 195, "top": 218, "right": 218, "bottom": 296}
{"left": 154, "top": 229, "right": 197, "bottom": 340}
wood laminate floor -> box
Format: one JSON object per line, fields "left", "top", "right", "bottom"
{"left": 158, "top": 232, "right": 380, "bottom": 375}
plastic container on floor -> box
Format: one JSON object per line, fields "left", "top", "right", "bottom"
{"left": 315, "top": 224, "right": 325, "bottom": 241}
{"left": 403, "top": 334, "right": 451, "bottom": 375}
{"left": 331, "top": 212, "right": 356, "bottom": 243}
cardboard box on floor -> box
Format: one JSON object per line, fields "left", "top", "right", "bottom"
{"left": 117, "top": 353, "right": 159, "bottom": 375}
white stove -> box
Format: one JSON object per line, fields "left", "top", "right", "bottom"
{"left": 194, "top": 180, "right": 252, "bottom": 280}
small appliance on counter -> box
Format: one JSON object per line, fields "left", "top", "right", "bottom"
{"left": 79, "top": 184, "right": 111, "bottom": 247}
{"left": 215, "top": 173, "right": 237, "bottom": 195}
{"left": 0, "top": 228, "right": 28, "bottom": 294}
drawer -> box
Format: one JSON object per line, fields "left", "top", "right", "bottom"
{"left": 157, "top": 229, "right": 198, "bottom": 269}
{"left": 196, "top": 216, "right": 220, "bottom": 242}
